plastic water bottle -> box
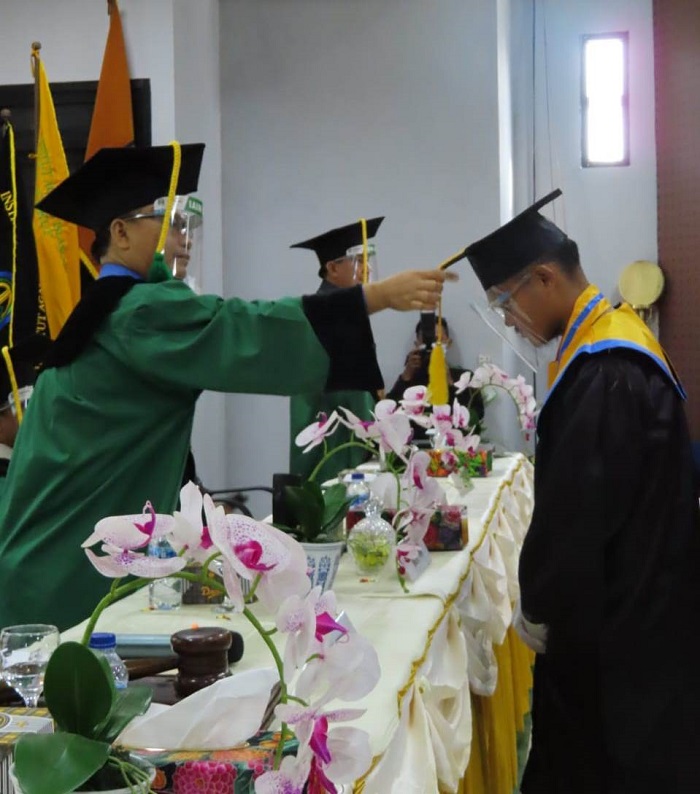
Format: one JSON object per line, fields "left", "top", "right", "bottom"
{"left": 346, "top": 472, "right": 370, "bottom": 532}
{"left": 89, "top": 632, "right": 129, "bottom": 690}
{"left": 148, "top": 537, "right": 183, "bottom": 610}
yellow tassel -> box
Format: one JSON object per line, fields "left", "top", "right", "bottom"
{"left": 428, "top": 342, "right": 449, "bottom": 405}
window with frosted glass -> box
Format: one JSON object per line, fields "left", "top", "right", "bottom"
{"left": 582, "top": 33, "right": 629, "bottom": 167}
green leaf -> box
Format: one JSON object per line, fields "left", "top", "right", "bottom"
{"left": 320, "top": 483, "right": 352, "bottom": 535}
{"left": 14, "top": 733, "right": 110, "bottom": 794}
{"left": 283, "top": 483, "right": 324, "bottom": 541}
{"left": 43, "top": 642, "right": 115, "bottom": 737}
{"left": 94, "top": 685, "right": 152, "bottom": 744}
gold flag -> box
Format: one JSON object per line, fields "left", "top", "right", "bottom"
{"left": 31, "top": 46, "right": 80, "bottom": 339}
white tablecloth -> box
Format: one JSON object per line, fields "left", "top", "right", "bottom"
{"left": 64, "top": 454, "right": 535, "bottom": 794}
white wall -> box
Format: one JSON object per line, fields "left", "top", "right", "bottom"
{"left": 219, "top": 0, "right": 506, "bottom": 515}
{"left": 511, "top": 0, "right": 658, "bottom": 299}
{"left": 0, "top": 0, "right": 177, "bottom": 143}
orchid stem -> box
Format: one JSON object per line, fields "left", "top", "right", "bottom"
{"left": 286, "top": 694, "right": 308, "bottom": 706}
{"left": 307, "top": 441, "right": 376, "bottom": 483}
{"left": 81, "top": 578, "right": 150, "bottom": 645}
{"left": 243, "top": 606, "right": 289, "bottom": 770}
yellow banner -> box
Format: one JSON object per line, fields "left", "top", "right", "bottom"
{"left": 32, "top": 52, "right": 80, "bottom": 339}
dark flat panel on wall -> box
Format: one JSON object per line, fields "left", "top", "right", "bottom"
{"left": 0, "top": 79, "right": 150, "bottom": 200}
{"left": 654, "top": 0, "right": 700, "bottom": 436}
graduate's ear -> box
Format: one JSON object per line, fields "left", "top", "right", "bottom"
{"left": 531, "top": 262, "right": 558, "bottom": 289}
{"left": 109, "top": 217, "right": 131, "bottom": 251}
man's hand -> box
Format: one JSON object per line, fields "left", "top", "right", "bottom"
{"left": 513, "top": 599, "right": 548, "bottom": 654}
{"left": 402, "top": 348, "right": 423, "bottom": 381}
{"left": 364, "top": 269, "right": 458, "bottom": 315}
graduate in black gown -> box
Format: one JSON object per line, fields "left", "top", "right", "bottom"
{"left": 464, "top": 190, "right": 700, "bottom": 793}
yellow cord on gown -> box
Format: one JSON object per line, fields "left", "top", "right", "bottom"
{"left": 1, "top": 346, "right": 23, "bottom": 423}
{"left": 156, "top": 140, "right": 182, "bottom": 256}
{"left": 359, "top": 217, "right": 369, "bottom": 284}
{"left": 3, "top": 120, "right": 18, "bottom": 348}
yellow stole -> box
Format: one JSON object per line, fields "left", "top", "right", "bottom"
{"left": 546, "top": 284, "right": 685, "bottom": 404}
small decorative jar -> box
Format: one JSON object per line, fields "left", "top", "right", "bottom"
{"left": 347, "top": 498, "right": 396, "bottom": 576}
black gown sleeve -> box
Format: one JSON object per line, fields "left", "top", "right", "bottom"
{"left": 519, "top": 350, "right": 685, "bottom": 652}
{"left": 301, "top": 285, "right": 384, "bottom": 393}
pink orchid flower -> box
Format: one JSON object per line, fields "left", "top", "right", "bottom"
{"left": 455, "top": 368, "right": 480, "bottom": 391}
{"left": 399, "top": 384, "right": 429, "bottom": 416}
{"left": 450, "top": 430, "right": 481, "bottom": 453}
{"left": 294, "top": 630, "right": 381, "bottom": 706}
{"left": 430, "top": 403, "right": 453, "bottom": 435}
{"left": 211, "top": 515, "right": 310, "bottom": 613}
{"left": 451, "top": 399, "right": 472, "bottom": 430}
{"left": 276, "top": 588, "right": 346, "bottom": 677}
{"left": 170, "top": 481, "right": 220, "bottom": 565}
{"left": 276, "top": 591, "right": 318, "bottom": 676}
{"left": 404, "top": 451, "right": 444, "bottom": 503}
{"left": 83, "top": 501, "right": 174, "bottom": 550}
{"left": 295, "top": 411, "right": 340, "bottom": 453}
{"left": 275, "top": 705, "right": 371, "bottom": 791}
{"left": 254, "top": 752, "right": 311, "bottom": 794}
{"left": 337, "top": 407, "right": 377, "bottom": 442}
{"left": 372, "top": 400, "right": 412, "bottom": 457}
{"left": 82, "top": 503, "right": 184, "bottom": 579}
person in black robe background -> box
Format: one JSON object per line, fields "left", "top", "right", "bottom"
{"left": 463, "top": 189, "right": 700, "bottom": 793}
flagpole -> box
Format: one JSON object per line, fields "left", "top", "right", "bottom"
{"left": 31, "top": 41, "right": 41, "bottom": 155}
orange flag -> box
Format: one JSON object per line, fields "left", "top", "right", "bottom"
{"left": 79, "top": 0, "right": 134, "bottom": 271}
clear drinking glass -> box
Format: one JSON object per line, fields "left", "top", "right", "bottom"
{"left": 210, "top": 559, "right": 252, "bottom": 614}
{"left": 0, "top": 624, "right": 60, "bottom": 707}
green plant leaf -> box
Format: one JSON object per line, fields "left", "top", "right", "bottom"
{"left": 321, "top": 483, "right": 352, "bottom": 535}
{"left": 94, "top": 685, "right": 152, "bottom": 744}
{"left": 43, "top": 641, "right": 115, "bottom": 737}
{"left": 14, "top": 733, "right": 110, "bottom": 794}
{"left": 283, "top": 482, "right": 324, "bottom": 541}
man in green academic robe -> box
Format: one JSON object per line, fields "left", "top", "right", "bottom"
{"left": 0, "top": 144, "right": 452, "bottom": 630}
{"left": 289, "top": 217, "right": 384, "bottom": 482}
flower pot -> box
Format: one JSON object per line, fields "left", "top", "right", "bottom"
{"left": 301, "top": 540, "right": 344, "bottom": 593}
{"left": 10, "top": 759, "right": 155, "bottom": 794}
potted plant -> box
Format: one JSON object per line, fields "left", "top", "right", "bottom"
{"left": 11, "top": 641, "right": 153, "bottom": 794}
{"left": 66, "top": 486, "right": 379, "bottom": 793}
{"left": 274, "top": 479, "right": 353, "bottom": 592}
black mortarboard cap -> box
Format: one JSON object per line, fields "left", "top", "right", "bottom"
{"left": 35, "top": 143, "right": 205, "bottom": 231}
{"left": 465, "top": 189, "right": 567, "bottom": 290}
{"left": 291, "top": 217, "right": 384, "bottom": 266}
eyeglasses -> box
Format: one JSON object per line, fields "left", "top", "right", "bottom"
{"left": 121, "top": 210, "right": 163, "bottom": 223}
{"left": 122, "top": 212, "right": 190, "bottom": 234}
{"left": 488, "top": 271, "right": 533, "bottom": 318}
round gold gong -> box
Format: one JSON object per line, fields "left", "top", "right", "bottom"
{"left": 618, "top": 260, "right": 665, "bottom": 310}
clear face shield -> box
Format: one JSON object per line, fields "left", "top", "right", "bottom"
{"left": 346, "top": 242, "right": 378, "bottom": 284}
{"left": 3, "top": 385, "right": 33, "bottom": 418}
{"left": 471, "top": 270, "right": 553, "bottom": 373}
{"left": 154, "top": 195, "right": 204, "bottom": 292}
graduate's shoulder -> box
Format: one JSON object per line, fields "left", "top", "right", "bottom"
{"left": 568, "top": 346, "right": 675, "bottom": 390}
